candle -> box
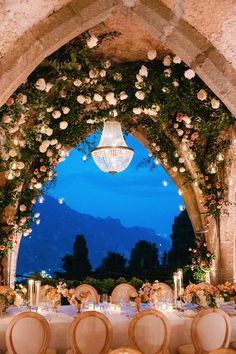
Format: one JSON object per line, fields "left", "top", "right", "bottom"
{"left": 28, "top": 279, "right": 34, "bottom": 307}
{"left": 177, "top": 268, "right": 183, "bottom": 296}
{"left": 88, "top": 303, "right": 94, "bottom": 311}
{"left": 35, "top": 280, "right": 41, "bottom": 308}
{"left": 109, "top": 304, "right": 115, "bottom": 312}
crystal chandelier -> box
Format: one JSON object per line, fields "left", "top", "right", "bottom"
{"left": 91, "top": 119, "right": 134, "bottom": 174}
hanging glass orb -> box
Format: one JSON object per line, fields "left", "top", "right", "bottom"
{"left": 216, "top": 153, "right": 224, "bottom": 161}
{"left": 92, "top": 120, "right": 134, "bottom": 174}
{"left": 207, "top": 162, "right": 218, "bottom": 174}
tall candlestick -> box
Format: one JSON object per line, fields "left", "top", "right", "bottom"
{"left": 173, "top": 272, "right": 178, "bottom": 306}
{"left": 177, "top": 268, "right": 183, "bottom": 296}
{"left": 35, "top": 280, "right": 41, "bottom": 308}
{"left": 28, "top": 279, "right": 34, "bottom": 307}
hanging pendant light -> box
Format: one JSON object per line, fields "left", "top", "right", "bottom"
{"left": 92, "top": 119, "right": 134, "bottom": 174}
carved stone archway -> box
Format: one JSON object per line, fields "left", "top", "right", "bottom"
{"left": 0, "top": 0, "right": 236, "bottom": 285}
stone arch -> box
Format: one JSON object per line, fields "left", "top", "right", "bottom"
{"left": 0, "top": 0, "right": 235, "bottom": 285}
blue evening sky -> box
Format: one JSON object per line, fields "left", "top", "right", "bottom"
{"left": 48, "top": 134, "right": 184, "bottom": 238}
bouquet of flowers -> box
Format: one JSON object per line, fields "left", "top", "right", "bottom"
{"left": 217, "top": 282, "right": 236, "bottom": 302}
{"left": 66, "top": 289, "right": 91, "bottom": 312}
{"left": 0, "top": 286, "right": 23, "bottom": 311}
{"left": 183, "top": 283, "right": 218, "bottom": 308}
{"left": 131, "top": 281, "right": 165, "bottom": 309}
{"left": 43, "top": 285, "right": 62, "bottom": 309}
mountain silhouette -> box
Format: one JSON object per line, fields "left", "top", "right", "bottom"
{"left": 17, "top": 195, "right": 171, "bottom": 276}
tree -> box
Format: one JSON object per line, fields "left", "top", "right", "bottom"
{"left": 128, "top": 240, "right": 159, "bottom": 279}
{"left": 96, "top": 251, "right": 127, "bottom": 278}
{"left": 73, "top": 234, "right": 92, "bottom": 280}
{"left": 167, "top": 210, "right": 195, "bottom": 270}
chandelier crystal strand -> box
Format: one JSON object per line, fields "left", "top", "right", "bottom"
{"left": 92, "top": 120, "right": 134, "bottom": 174}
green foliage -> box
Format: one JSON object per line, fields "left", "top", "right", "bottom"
{"left": 96, "top": 251, "right": 127, "bottom": 278}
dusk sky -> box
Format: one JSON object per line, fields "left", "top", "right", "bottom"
{"left": 48, "top": 134, "right": 184, "bottom": 238}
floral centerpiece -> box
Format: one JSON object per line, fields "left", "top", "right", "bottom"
{"left": 183, "top": 283, "right": 218, "bottom": 308}
{"left": 131, "top": 281, "right": 166, "bottom": 310}
{"left": 66, "top": 289, "right": 91, "bottom": 312}
{"left": 0, "top": 286, "right": 23, "bottom": 313}
{"left": 43, "top": 284, "right": 62, "bottom": 310}
{"left": 185, "top": 242, "right": 216, "bottom": 283}
{"left": 217, "top": 282, "right": 236, "bottom": 302}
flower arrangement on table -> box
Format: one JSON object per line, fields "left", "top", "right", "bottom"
{"left": 43, "top": 284, "right": 63, "bottom": 309}
{"left": 65, "top": 289, "right": 91, "bottom": 312}
{"left": 185, "top": 242, "right": 216, "bottom": 283}
{"left": 0, "top": 286, "right": 23, "bottom": 313}
{"left": 131, "top": 281, "right": 167, "bottom": 310}
{"left": 183, "top": 283, "right": 219, "bottom": 308}
{"left": 217, "top": 282, "right": 236, "bottom": 302}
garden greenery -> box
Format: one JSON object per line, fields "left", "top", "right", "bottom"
{"left": 0, "top": 31, "right": 234, "bottom": 256}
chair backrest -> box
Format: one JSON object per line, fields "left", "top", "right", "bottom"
{"left": 6, "top": 312, "right": 50, "bottom": 354}
{"left": 154, "top": 283, "right": 173, "bottom": 301}
{"left": 128, "top": 309, "right": 170, "bottom": 354}
{"left": 75, "top": 284, "right": 99, "bottom": 304}
{"left": 111, "top": 284, "right": 137, "bottom": 304}
{"left": 110, "top": 348, "right": 142, "bottom": 354}
{"left": 69, "top": 311, "right": 112, "bottom": 354}
{"left": 191, "top": 308, "right": 231, "bottom": 354}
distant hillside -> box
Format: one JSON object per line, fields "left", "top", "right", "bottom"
{"left": 17, "top": 195, "right": 171, "bottom": 276}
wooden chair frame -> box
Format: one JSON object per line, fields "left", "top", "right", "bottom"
{"left": 6, "top": 312, "right": 50, "bottom": 354}
{"left": 128, "top": 309, "right": 170, "bottom": 354}
{"left": 69, "top": 310, "right": 113, "bottom": 354}
{"left": 75, "top": 284, "right": 99, "bottom": 304}
{"left": 109, "top": 348, "right": 142, "bottom": 354}
{"left": 110, "top": 284, "right": 137, "bottom": 304}
{"left": 191, "top": 308, "right": 232, "bottom": 354}
{"left": 155, "top": 283, "right": 174, "bottom": 299}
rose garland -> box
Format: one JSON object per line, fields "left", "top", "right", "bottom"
{"left": 0, "top": 31, "right": 234, "bottom": 256}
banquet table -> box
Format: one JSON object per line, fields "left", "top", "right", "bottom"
{"left": 0, "top": 303, "right": 236, "bottom": 354}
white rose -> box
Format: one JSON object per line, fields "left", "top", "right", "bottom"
{"left": 52, "top": 110, "right": 61, "bottom": 119}
{"left": 46, "top": 106, "right": 54, "bottom": 113}
{"left": 45, "top": 82, "right": 53, "bottom": 92}
{"left": 100, "top": 69, "right": 106, "bottom": 77}
{"left": 172, "top": 80, "right": 179, "bottom": 87}
{"left": 46, "top": 150, "right": 53, "bottom": 157}
{"left": 17, "top": 162, "right": 25, "bottom": 169}
{"left": 85, "top": 96, "right": 92, "bottom": 104}
{"left": 9, "top": 149, "right": 17, "bottom": 157}
{"left": 86, "top": 35, "right": 98, "bottom": 48}
{"left": 39, "top": 144, "right": 48, "bottom": 153}
{"left": 139, "top": 65, "right": 148, "bottom": 77}
{"left": 9, "top": 126, "right": 19, "bottom": 134}
{"left": 136, "top": 74, "right": 143, "bottom": 82}
{"left": 5, "top": 171, "right": 15, "bottom": 180}
{"left": 34, "top": 212, "right": 40, "bottom": 218}
{"left": 211, "top": 98, "right": 220, "bottom": 109}
{"left": 18, "top": 113, "right": 25, "bottom": 125}
{"left": 172, "top": 166, "right": 178, "bottom": 172}
{"left": 50, "top": 139, "right": 58, "bottom": 145}
{"left": 103, "top": 60, "right": 111, "bottom": 69}
{"left": 77, "top": 95, "right": 86, "bottom": 104}
{"left": 73, "top": 79, "right": 82, "bottom": 87}
{"left": 163, "top": 55, "right": 172, "bottom": 66}
{"left": 17, "top": 93, "right": 27, "bottom": 105}
{"left": 183, "top": 116, "right": 191, "bottom": 124}
{"left": 86, "top": 119, "right": 95, "bottom": 124}
{"left": 173, "top": 56, "right": 181, "bottom": 64}
{"left": 106, "top": 92, "right": 117, "bottom": 105}
{"left": 135, "top": 82, "right": 143, "bottom": 89}
{"left": 59, "top": 121, "right": 68, "bottom": 130}
{"left": 89, "top": 69, "right": 98, "bottom": 78}
{"left": 119, "top": 91, "right": 128, "bottom": 100}
{"left": 147, "top": 49, "right": 157, "bottom": 60}
{"left": 184, "top": 69, "right": 195, "bottom": 80}
{"left": 197, "top": 89, "right": 207, "bottom": 101}
{"left": 20, "top": 204, "right": 27, "bottom": 212}
{"left": 135, "top": 91, "right": 145, "bottom": 100}
{"left": 164, "top": 68, "right": 171, "bottom": 77}
{"left": 177, "top": 129, "right": 184, "bottom": 136}
{"left": 35, "top": 78, "right": 46, "bottom": 91}
{"left": 179, "top": 157, "right": 185, "bottom": 163}
{"left": 46, "top": 128, "right": 53, "bottom": 136}
{"left": 133, "top": 107, "right": 142, "bottom": 115}
{"left": 3, "top": 115, "right": 11, "bottom": 123}
{"left": 62, "top": 106, "right": 70, "bottom": 114}
{"left": 179, "top": 167, "right": 186, "bottom": 173}
{"left": 94, "top": 93, "right": 103, "bottom": 102}
{"left": 35, "top": 183, "right": 42, "bottom": 189}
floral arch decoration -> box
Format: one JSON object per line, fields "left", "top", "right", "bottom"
{"left": 0, "top": 31, "right": 235, "bottom": 257}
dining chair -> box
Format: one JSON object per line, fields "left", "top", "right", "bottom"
{"left": 75, "top": 284, "right": 99, "bottom": 304}
{"left": 128, "top": 308, "right": 170, "bottom": 354}
{"left": 230, "top": 342, "right": 236, "bottom": 350}
{"left": 109, "top": 348, "right": 142, "bottom": 354}
{"left": 178, "top": 308, "right": 231, "bottom": 354}
{"left": 6, "top": 312, "right": 56, "bottom": 354}
{"left": 110, "top": 284, "right": 137, "bottom": 304}
{"left": 154, "top": 283, "right": 174, "bottom": 302}
{"left": 66, "top": 310, "right": 113, "bottom": 354}
{"left": 208, "top": 350, "right": 236, "bottom": 354}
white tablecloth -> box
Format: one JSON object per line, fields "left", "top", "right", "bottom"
{"left": 0, "top": 304, "right": 236, "bottom": 354}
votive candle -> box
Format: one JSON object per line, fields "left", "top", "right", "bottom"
{"left": 35, "top": 280, "right": 41, "bottom": 308}
{"left": 28, "top": 279, "right": 34, "bottom": 307}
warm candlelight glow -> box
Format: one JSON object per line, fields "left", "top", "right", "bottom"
{"left": 28, "top": 279, "right": 34, "bottom": 307}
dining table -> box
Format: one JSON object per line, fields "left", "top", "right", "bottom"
{"left": 0, "top": 302, "right": 236, "bottom": 354}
